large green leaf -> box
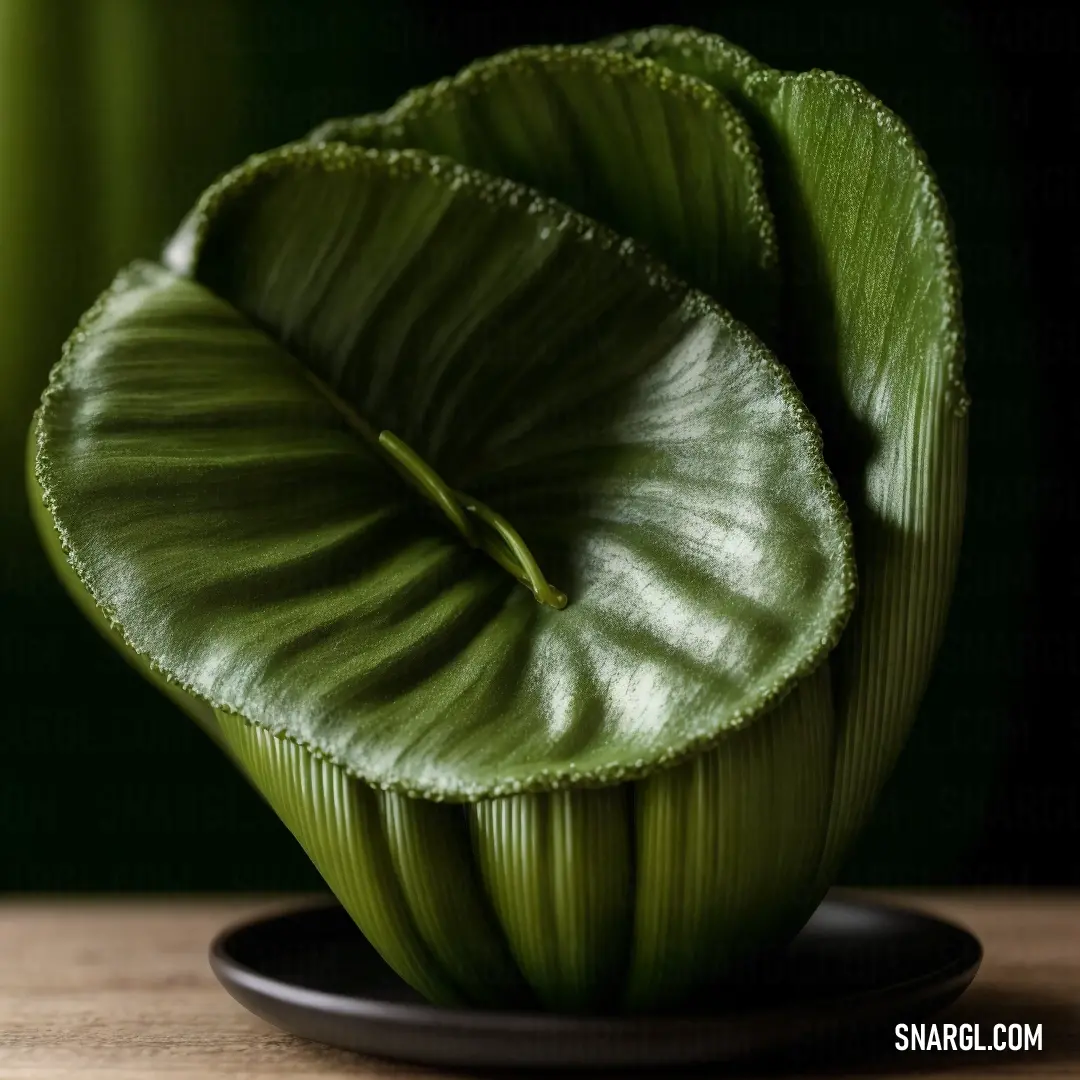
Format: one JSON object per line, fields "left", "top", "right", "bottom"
{"left": 603, "top": 27, "right": 969, "bottom": 876}
{"left": 309, "top": 45, "right": 780, "bottom": 341}
{"left": 34, "top": 144, "right": 854, "bottom": 800}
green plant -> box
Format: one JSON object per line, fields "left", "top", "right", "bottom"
{"left": 29, "top": 27, "right": 966, "bottom": 1013}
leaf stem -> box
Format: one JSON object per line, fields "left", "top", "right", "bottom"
{"left": 378, "top": 431, "right": 478, "bottom": 549}
{"left": 458, "top": 493, "right": 568, "bottom": 610}
{"left": 377, "top": 430, "right": 567, "bottom": 611}
{"left": 287, "top": 358, "right": 566, "bottom": 609}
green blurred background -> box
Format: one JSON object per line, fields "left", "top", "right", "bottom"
{"left": 1, "top": 0, "right": 1066, "bottom": 889}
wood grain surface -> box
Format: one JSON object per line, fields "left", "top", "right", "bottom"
{"left": 1, "top": 890, "right": 1077, "bottom": 1078}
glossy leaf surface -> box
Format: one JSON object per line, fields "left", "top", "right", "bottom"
{"left": 34, "top": 145, "right": 854, "bottom": 800}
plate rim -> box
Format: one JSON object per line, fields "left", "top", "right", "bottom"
{"left": 208, "top": 889, "right": 983, "bottom": 1037}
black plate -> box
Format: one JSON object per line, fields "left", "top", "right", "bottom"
{"left": 210, "top": 891, "right": 981, "bottom": 1070}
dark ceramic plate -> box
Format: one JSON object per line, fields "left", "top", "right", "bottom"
{"left": 210, "top": 891, "right": 981, "bottom": 1070}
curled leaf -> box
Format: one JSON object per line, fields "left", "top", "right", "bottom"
{"left": 35, "top": 145, "right": 855, "bottom": 801}
{"left": 603, "top": 26, "right": 968, "bottom": 875}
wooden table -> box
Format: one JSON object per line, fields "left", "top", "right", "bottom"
{"left": 1, "top": 890, "right": 1077, "bottom": 1078}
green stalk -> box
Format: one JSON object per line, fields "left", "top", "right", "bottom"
{"left": 377, "top": 791, "right": 531, "bottom": 1005}
{"left": 459, "top": 493, "right": 568, "bottom": 610}
{"left": 625, "top": 662, "right": 835, "bottom": 1010}
{"left": 294, "top": 362, "right": 569, "bottom": 609}
{"left": 378, "top": 430, "right": 568, "bottom": 609}
{"left": 470, "top": 786, "right": 633, "bottom": 1011}
{"left": 216, "top": 711, "right": 468, "bottom": 1005}
{"left": 377, "top": 430, "right": 480, "bottom": 549}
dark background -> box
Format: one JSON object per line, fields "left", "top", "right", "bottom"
{"left": 0, "top": 0, "right": 1075, "bottom": 891}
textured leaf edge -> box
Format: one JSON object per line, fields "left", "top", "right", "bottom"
{"left": 603, "top": 23, "right": 968, "bottom": 409}
{"left": 307, "top": 41, "right": 779, "bottom": 283}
